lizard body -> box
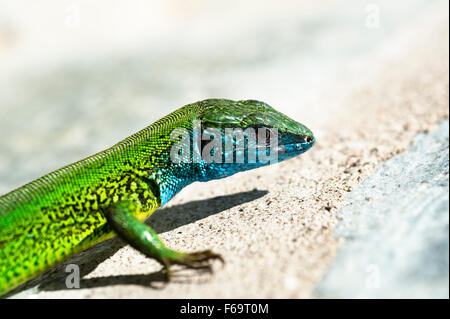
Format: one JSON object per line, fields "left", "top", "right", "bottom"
{"left": 0, "top": 99, "right": 314, "bottom": 296}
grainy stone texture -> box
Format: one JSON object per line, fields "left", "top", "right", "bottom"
{"left": 0, "top": 0, "right": 448, "bottom": 298}
{"left": 315, "top": 121, "right": 449, "bottom": 298}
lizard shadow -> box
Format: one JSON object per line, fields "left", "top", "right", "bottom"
{"left": 5, "top": 189, "right": 267, "bottom": 297}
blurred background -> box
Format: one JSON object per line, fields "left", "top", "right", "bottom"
{"left": 0, "top": 0, "right": 446, "bottom": 193}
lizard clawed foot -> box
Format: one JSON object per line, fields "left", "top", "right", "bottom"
{"left": 161, "top": 249, "right": 224, "bottom": 281}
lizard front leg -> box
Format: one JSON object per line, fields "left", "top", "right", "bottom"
{"left": 103, "top": 201, "right": 223, "bottom": 279}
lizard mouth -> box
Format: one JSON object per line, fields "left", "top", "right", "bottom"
{"left": 277, "top": 138, "right": 315, "bottom": 156}
{"left": 229, "top": 133, "right": 315, "bottom": 162}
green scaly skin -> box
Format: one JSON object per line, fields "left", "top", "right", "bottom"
{"left": 0, "top": 99, "right": 315, "bottom": 296}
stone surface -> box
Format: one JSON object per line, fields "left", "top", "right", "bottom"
{"left": 315, "top": 121, "right": 449, "bottom": 298}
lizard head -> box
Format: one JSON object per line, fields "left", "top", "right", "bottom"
{"left": 159, "top": 99, "right": 315, "bottom": 203}
{"left": 194, "top": 99, "right": 315, "bottom": 180}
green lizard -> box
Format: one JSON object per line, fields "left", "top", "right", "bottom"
{"left": 0, "top": 99, "right": 315, "bottom": 296}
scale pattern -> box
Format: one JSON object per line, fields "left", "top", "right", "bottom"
{"left": 0, "top": 102, "right": 202, "bottom": 294}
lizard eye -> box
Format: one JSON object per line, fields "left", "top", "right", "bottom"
{"left": 258, "top": 128, "right": 272, "bottom": 143}
{"left": 265, "top": 129, "right": 271, "bottom": 142}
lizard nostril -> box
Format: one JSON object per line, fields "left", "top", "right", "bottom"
{"left": 305, "top": 136, "right": 313, "bottom": 143}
